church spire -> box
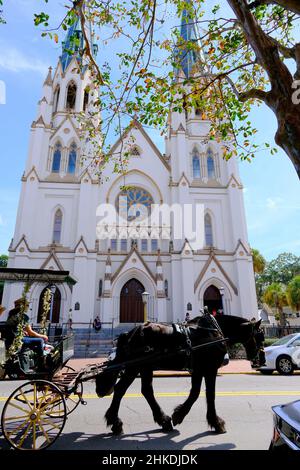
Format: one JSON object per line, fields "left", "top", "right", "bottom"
{"left": 59, "top": 9, "right": 98, "bottom": 73}
{"left": 177, "top": 0, "right": 206, "bottom": 78}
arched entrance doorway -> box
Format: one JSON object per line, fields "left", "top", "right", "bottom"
{"left": 203, "top": 285, "right": 222, "bottom": 314}
{"left": 37, "top": 286, "right": 61, "bottom": 324}
{"left": 120, "top": 279, "right": 144, "bottom": 323}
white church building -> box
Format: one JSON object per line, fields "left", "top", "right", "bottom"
{"left": 3, "top": 9, "right": 258, "bottom": 328}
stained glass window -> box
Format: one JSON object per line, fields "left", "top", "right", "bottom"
{"left": 121, "top": 239, "right": 127, "bottom": 251}
{"left": 67, "top": 142, "right": 77, "bottom": 174}
{"left": 141, "top": 239, "right": 148, "bottom": 252}
{"left": 193, "top": 154, "right": 201, "bottom": 179}
{"left": 151, "top": 239, "right": 158, "bottom": 252}
{"left": 52, "top": 142, "right": 62, "bottom": 173}
{"left": 116, "top": 187, "right": 154, "bottom": 222}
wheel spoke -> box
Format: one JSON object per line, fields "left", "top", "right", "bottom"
{"left": 16, "top": 421, "right": 32, "bottom": 449}
{"left": 8, "top": 401, "right": 31, "bottom": 414}
{"left": 33, "top": 383, "right": 37, "bottom": 409}
{"left": 3, "top": 415, "right": 28, "bottom": 422}
{"left": 7, "top": 417, "right": 30, "bottom": 438}
{"left": 37, "top": 421, "right": 51, "bottom": 444}
{"left": 18, "top": 388, "right": 33, "bottom": 410}
{"left": 32, "top": 421, "right": 36, "bottom": 450}
{"left": 39, "top": 418, "right": 63, "bottom": 431}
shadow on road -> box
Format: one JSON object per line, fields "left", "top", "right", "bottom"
{"left": 47, "top": 428, "right": 236, "bottom": 451}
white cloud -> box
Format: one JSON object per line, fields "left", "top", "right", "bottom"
{"left": 0, "top": 215, "right": 5, "bottom": 226}
{"left": 266, "top": 197, "right": 283, "bottom": 210}
{"left": 0, "top": 47, "right": 48, "bottom": 75}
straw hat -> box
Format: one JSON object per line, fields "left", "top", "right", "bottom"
{"left": 0, "top": 305, "right": 5, "bottom": 316}
{"left": 14, "top": 298, "right": 24, "bottom": 307}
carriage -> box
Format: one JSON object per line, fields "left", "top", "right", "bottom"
{"left": 0, "top": 268, "right": 89, "bottom": 450}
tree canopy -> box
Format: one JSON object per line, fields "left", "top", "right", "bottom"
{"left": 287, "top": 275, "right": 300, "bottom": 311}
{"left": 30, "top": 0, "right": 300, "bottom": 177}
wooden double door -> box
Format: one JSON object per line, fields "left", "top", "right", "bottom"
{"left": 120, "top": 279, "right": 144, "bottom": 323}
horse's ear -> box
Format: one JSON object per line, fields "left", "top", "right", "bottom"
{"left": 255, "top": 319, "right": 262, "bottom": 330}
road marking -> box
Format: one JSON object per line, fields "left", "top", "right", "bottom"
{"left": 1, "top": 391, "right": 300, "bottom": 401}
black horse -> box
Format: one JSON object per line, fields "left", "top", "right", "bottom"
{"left": 95, "top": 314, "right": 264, "bottom": 435}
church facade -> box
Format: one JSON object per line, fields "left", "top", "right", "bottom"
{"left": 3, "top": 12, "right": 258, "bottom": 327}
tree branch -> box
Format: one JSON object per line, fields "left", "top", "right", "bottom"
{"left": 248, "top": 0, "right": 300, "bottom": 16}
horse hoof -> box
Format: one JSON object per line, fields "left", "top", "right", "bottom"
{"left": 112, "top": 422, "right": 123, "bottom": 435}
{"left": 172, "top": 411, "right": 183, "bottom": 427}
{"left": 214, "top": 423, "right": 226, "bottom": 434}
{"left": 162, "top": 417, "right": 173, "bottom": 433}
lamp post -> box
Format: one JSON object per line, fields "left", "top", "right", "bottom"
{"left": 142, "top": 291, "right": 150, "bottom": 323}
{"left": 219, "top": 287, "right": 225, "bottom": 314}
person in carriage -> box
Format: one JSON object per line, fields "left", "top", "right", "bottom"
{"left": 5, "top": 299, "right": 49, "bottom": 362}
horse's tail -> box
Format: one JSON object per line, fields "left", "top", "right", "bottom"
{"left": 95, "top": 366, "right": 119, "bottom": 397}
{"left": 95, "top": 332, "right": 130, "bottom": 397}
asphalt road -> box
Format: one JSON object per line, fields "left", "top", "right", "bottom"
{"left": 0, "top": 374, "right": 299, "bottom": 450}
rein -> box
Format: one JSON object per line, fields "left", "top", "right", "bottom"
{"left": 90, "top": 336, "right": 229, "bottom": 378}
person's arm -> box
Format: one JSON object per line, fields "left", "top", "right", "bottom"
{"left": 24, "top": 324, "right": 48, "bottom": 342}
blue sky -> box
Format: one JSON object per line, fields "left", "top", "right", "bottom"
{"left": 0, "top": 0, "right": 299, "bottom": 260}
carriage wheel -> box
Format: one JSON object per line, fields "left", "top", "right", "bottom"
{"left": 55, "top": 365, "right": 83, "bottom": 415}
{"left": 1, "top": 380, "right": 66, "bottom": 450}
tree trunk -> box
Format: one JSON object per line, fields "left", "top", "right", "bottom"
{"left": 278, "top": 306, "right": 286, "bottom": 326}
{"left": 227, "top": 0, "right": 300, "bottom": 179}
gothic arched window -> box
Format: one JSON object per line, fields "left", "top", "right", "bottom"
{"left": 52, "top": 142, "right": 62, "bottom": 173}
{"left": 83, "top": 88, "right": 89, "bottom": 112}
{"left": 53, "top": 209, "right": 63, "bottom": 244}
{"left": 98, "top": 279, "right": 103, "bottom": 297}
{"left": 207, "top": 149, "right": 215, "bottom": 179}
{"left": 67, "top": 142, "right": 77, "bottom": 174}
{"left": 53, "top": 86, "right": 60, "bottom": 113}
{"left": 192, "top": 152, "right": 201, "bottom": 179}
{"left": 66, "top": 81, "right": 77, "bottom": 110}
{"left": 164, "top": 280, "right": 168, "bottom": 298}
{"left": 205, "top": 213, "right": 213, "bottom": 247}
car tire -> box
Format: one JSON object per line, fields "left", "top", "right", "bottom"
{"left": 259, "top": 370, "right": 274, "bottom": 375}
{"left": 276, "top": 355, "right": 294, "bottom": 375}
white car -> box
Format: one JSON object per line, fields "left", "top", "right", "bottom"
{"left": 259, "top": 333, "right": 300, "bottom": 375}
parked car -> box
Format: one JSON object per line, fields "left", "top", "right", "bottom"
{"left": 258, "top": 333, "right": 300, "bottom": 375}
{"left": 270, "top": 400, "right": 300, "bottom": 450}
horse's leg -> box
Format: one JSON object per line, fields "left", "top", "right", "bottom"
{"left": 105, "top": 369, "right": 136, "bottom": 435}
{"left": 205, "top": 371, "right": 226, "bottom": 434}
{"left": 140, "top": 369, "right": 173, "bottom": 432}
{"left": 172, "top": 372, "right": 203, "bottom": 426}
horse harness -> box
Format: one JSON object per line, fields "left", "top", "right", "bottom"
{"left": 122, "top": 316, "right": 227, "bottom": 372}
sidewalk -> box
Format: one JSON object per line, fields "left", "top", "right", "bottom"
{"left": 68, "top": 358, "right": 256, "bottom": 376}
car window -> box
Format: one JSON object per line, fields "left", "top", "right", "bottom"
{"left": 272, "top": 334, "right": 297, "bottom": 346}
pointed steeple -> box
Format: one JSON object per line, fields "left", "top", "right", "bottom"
{"left": 43, "top": 66, "right": 53, "bottom": 86}
{"left": 59, "top": 10, "right": 98, "bottom": 73}
{"left": 176, "top": 1, "right": 206, "bottom": 78}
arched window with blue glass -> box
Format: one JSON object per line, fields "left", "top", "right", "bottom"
{"left": 192, "top": 150, "right": 201, "bottom": 179}
{"left": 205, "top": 213, "right": 213, "bottom": 247}
{"left": 52, "top": 142, "right": 62, "bottom": 173}
{"left": 207, "top": 148, "right": 215, "bottom": 179}
{"left": 67, "top": 142, "right": 77, "bottom": 174}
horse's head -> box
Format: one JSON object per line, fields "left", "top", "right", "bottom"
{"left": 239, "top": 319, "right": 265, "bottom": 363}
